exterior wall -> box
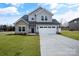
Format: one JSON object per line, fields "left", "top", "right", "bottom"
{"left": 36, "top": 10, "right": 52, "bottom": 22}
{"left": 15, "top": 20, "right": 29, "bottom": 34}
{"left": 36, "top": 24, "right": 58, "bottom": 33}
{"left": 28, "top": 14, "right": 36, "bottom": 21}
{"left": 28, "top": 9, "right": 52, "bottom": 22}
{"left": 69, "top": 20, "right": 79, "bottom": 30}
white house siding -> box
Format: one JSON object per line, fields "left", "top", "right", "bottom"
{"left": 28, "top": 8, "right": 42, "bottom": 21}
{"left": 36, "top": 10, "right": 52, "bottom": 22}
{"left": 15, "top": 20, "right": 29, "bottom": 34}
{"left": 28, "top": 14, "right": 36, "bottom": 21}
{"left": 36, "top": 24, "right": 58, "bottom": 33}
{"left": 28, "top": 9, "right": 52, "bottom": 22}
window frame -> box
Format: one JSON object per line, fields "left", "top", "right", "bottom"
{"left": 45, "top": 16, "right": 47, "bottom": 21}
{"left": 32, "top": 18, "right": 34, "bottom": 20}
{"left": 41, "top": 16, "right": 44, "bottom": 21}
{"left": 40, "top": 26, "right": 43, "bottom": 28}
{"left": 22, "top": 27, "right": 25, "bottom": 31}
{"left": 44, "top": 26, "right": 47, "bottom": 28}
{"left": 19, "top": 27, "right": 21, "bottom": 32}
{"left": 48, "top": 27, "right": 51, "bottom": 28}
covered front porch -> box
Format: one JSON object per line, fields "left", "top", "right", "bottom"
{"left": 28, "top": 25, "right": 36, "bottom": 33}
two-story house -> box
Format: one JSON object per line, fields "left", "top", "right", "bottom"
{"left": 14, "top": 7, "right": 60, "bottom": 34}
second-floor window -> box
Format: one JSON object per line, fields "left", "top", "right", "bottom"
{"left": 32, "top": 18, "right": 34, "bottom": 20}
{"left": 41, "top": 16, "right": 44, "bottom": 21}
{"left": 45, "top": 16, "right": 47, "bottom": 21}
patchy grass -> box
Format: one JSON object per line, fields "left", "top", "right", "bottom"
{"left": 61, "top": 30, "right": 79, "bottom": 40}
{"left": 0, "top": 32, "right": 40, "bottom": 56}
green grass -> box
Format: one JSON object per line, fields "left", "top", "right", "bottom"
{"left": 0, "top": 32, "right": 40, "bottom": 56}
{"left": 61, "top": 30, "right": 79, "bottom": 40}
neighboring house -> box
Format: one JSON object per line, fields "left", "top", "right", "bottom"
{"left": 69, "top": 18, "right": 79, "bottom": 31}
{"left": 14, "top": 7, "right": 60, "bottom": 34}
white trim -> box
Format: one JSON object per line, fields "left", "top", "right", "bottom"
{"left": 14, "top": 18, "right": 29, "bottom": 25}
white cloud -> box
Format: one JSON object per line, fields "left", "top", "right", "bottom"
{"left": 53, "top": 9, "right": 79, "bottom": 23}
{"left": 64, "top": 10, "right": 79, "bottom": 20}
{"left": 51, "top": 10, "right": 57, "bottom": 14}
{"left": 49, "top": 3, "right": 58, "bottom": 9}
{"left": 0, "top": 6, "right": 19, "bottom": 15}
{"left": 10, "top": 3, "right": 23, "bottom": 8}
{"left": 0, "top": 16, "right": 21, "bottom": 25}
{"left": 68, "top": 4, "right": 79, "bottom": 8}
{"left": 38, "top": 3, "right": 58, "bottom": 9}
{"left": 37, "top": 3, "right": 59, "bottom": 14}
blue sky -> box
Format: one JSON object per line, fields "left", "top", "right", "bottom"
{"left": 0, "top": 3, "right": 79, "bottom": 25}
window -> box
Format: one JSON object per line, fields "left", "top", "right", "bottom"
{"left": 74, "top": 21, "right": 77, "bottom": 23}
{"left": 19, "top": 27, "right": 21, "bottom": 31}
{"left": 40, "top": 26, "right": 43, "bottom": 28}
{"left": 52, "top": 26, "right": 55, "bottom": 28}
{"left": 45, "top": 16, "right": 47, "bottom": 21}
{"left": 32, "top": 18, "right": 34, "bottom": 20}
{"left": 48, "top": 27, "right": 51, "bottom": 28}
{"left": 41, "top": 16, "right": 44, "bottom": 21}
{"left": 35, "top": 14, "right": 36, "bottom": 17}
{"left": 22, "top": 27, "right": 25, "bottom": 31}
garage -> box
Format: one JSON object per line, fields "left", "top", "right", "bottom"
{"left": 39, "top": 26, "right": 57, "bottom": 35}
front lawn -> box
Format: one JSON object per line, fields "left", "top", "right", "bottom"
{"left": 0, "top": 32, "right": 40, "bottom": 56}
{"left": 61, "top": 30, "right": 79, "bottom": 40}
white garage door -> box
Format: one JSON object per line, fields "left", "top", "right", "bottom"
{"left": 39, "top": 27, "right": 57, "bottom": 35}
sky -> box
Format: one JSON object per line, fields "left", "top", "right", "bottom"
{"left": 0, "top": 3, "right": 79, "bottom": 25}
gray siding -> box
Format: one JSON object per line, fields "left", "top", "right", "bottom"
{"left": 69, "top": 20, "right": 79, "bottom": 30}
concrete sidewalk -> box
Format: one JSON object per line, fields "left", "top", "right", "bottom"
{"left": 40, "top": 34, "right": 79, "bottom": 56}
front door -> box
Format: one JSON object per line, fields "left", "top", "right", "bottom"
{"left": 31, "top": 28, "right": 34, "bottom": 33}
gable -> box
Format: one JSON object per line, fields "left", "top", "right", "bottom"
{"left": 28, "top": 7, "right": 53, "bottom": 16}
{"left": 36, "top": 9, "right": 52, "bottom": 16}
{"left": 28, "top": 7, "right": 43, "bottom": 15}
{"left": 14, "top": 19, "right": 29, "bottom": 26}
{"left": 39, "top": 8, "right": 53, "bottom": 16}
{"left": 17, "top": 20, "right": 25, "bottom": 25}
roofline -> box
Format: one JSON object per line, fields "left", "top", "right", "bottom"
{"left": 28, "top": 7, "right": 53, "bottom": 16}
{"left": 69, "top": 18, "right": 79, "bottom": 23}
{"left": 43, "top": 7, "right": 53, "bottom": 16}
{"left": 52, "top": 19, "right": 60, "bottom": 24}
{"left": 14, "top": 19, "right": 29, "bottom": 25}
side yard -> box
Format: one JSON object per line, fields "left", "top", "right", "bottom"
{"left": 61, "top": 30, "right": 79, "bottom": 40}
{"left": 0, "top": 32, "right": 40, "bottom": 56}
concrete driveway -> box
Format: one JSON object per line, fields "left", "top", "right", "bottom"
{"left": 39, "top": 34, "right": 79, "bottom": 56}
